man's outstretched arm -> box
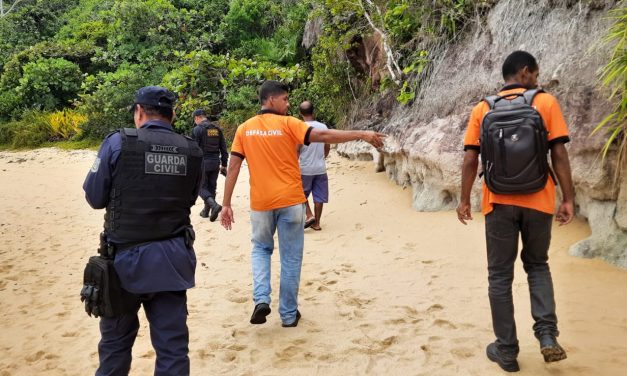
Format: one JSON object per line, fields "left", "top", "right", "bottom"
{"left": 309, "top": 129, "right": 385, "bottom": 149}
{"left": 220, "top": 155, "right": 243, "bottom": 230}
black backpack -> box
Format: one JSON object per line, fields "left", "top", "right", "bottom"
{"left": 480, "top": 89, "right": 552, "bottom": 194}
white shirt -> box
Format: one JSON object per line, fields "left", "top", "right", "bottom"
{"left": 299, "top": 120, "right": 328, "bottom": 176}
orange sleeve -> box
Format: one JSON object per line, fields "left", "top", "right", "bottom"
{"left": 544, "top": 95, "right": 570, "bottom": 143}
{"left": 463, "top": 102, "right": 487, "bottom": 151}
{"left": 286, "top": 117, "right": 312, "bottom": 145}
{"left": 230, "top": 125, "right": 245, "bottom": 158}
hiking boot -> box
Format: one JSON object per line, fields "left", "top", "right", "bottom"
{"left": 250, "top": 303, "right": 271, "bottom": 324}
{"left": 539, "top": 335, "right": 567, "bottom": 362}
{"left": 282, "top": 310, "right": 301, "bottom": 328}
{"left": 199, "top": 203, "right": 210, "bottom": 218}
{"left": 486, "top": 343, "right": 520, "bottom": 372}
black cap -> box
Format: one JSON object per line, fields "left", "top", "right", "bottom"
{"left": 132, "top": 86, "right": 176, "bottom": 109}
{"left": 192, "top": 109, "right": 206, "bottom": 117}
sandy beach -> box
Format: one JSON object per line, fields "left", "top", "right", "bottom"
{"left": 1, "top": 147, "right": 626, "bottom": 376}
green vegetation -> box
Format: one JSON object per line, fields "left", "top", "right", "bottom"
{"left": 593, "top": 2, "right": 626, "bottom": 172}
{"left": 0, "top": 0, "right": 618, "bottom": 156}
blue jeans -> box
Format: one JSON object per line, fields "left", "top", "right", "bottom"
{"left": 250, "top": 203, "right": 305, "bottom": 325}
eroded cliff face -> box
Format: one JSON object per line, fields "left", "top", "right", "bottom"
{"left": 336, "top": 0, "right": 627, "bottom": 268}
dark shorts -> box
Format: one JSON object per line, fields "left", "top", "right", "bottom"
{"left": 301, "top": 174, "right": 329, "bottom": 203}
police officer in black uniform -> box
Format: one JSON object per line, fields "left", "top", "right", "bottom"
{"left": 83, "top": 86, "right": 203, "bottom": 376}
{"left": 191, "top": 109, "right": 228, "bottom": 222}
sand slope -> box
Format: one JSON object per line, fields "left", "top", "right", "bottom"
{"left": 0, "top": 148, "right": 626, "bottom": 376}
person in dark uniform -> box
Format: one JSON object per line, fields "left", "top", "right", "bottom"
{"left": 83, "top": 86, "right": 203, "bottom": 376}
{"left": 191, "top": 109, "right": 228, "bottom": 222}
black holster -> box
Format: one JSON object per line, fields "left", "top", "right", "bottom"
{"left": 183, "top": 226, "right": 195, "bottom": 249}
{"left": 79, "top": 233, "right": 139, "bottom": 318}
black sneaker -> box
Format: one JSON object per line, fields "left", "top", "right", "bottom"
{"left": 209, "top": 204, "right": 222, "bottom": 222}
{"left": 250, "top": 303, "right": 271, "bottom": 324}
{"left": 540, "top": 335, "right": 567, "bottom": 362}
{"left": 282, "top": 310, "right": 301, "bottom": 328}
{"left": 486, "top": 343, "right": 520, "bottom": 372}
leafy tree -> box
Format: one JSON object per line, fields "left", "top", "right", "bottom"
{"left": 78, "top": 63, "right": 167, "bottom": 139}
{"left": 16, "top": 57, "right": 83, "bottom": 111}
{"left": 0, "top": 0, "right": 80, "bottom": 69}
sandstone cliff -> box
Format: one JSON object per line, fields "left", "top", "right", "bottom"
{"left": 333, "top": 0, "right": 627, "bottom": 268}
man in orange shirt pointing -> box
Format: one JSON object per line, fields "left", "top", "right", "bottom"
{"left": 221, "top": 80, "right": 385, "bottom": 327}
{"left": 457, "top": 51, "right": 575, "bottom": 372}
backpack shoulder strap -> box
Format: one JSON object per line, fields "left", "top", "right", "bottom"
{"left": 522, "top": 88, "right": 545, "bottom": 105}
{"left": 484, "top": 95, "right": 500, "bottom": 109}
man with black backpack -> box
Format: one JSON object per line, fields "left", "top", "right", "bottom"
{"left": 192, "top": 108, "right": 228, "bottom": 222}
{"left": 457, "top": 51, "right": 575, "bottom": 372}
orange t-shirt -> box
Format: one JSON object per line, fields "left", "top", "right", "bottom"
{"left": 231, "top": 112, "right": 313, "bottom": 211}
{"left": 463, "top": 86, "right": 570, "bottom": 215}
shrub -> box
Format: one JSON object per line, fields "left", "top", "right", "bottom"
{"left": 79, "top": 63, "right": 165, "bottom": 140}
{"left": 592, "top": 3, "right": 626, "bottom": 167}
{"left": 3, "top": 111, "right": 54, "bottom": 148}
{"left": 15, "top": 57, "right": 83, "bottom": 112}
{"left": 46, "top": 110, "right": 88, "bottom": 140}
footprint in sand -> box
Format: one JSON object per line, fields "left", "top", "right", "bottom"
{"left": 0, "top": 264, "right": 14, "bottom": 273}
{"left": 230, "top": 328, "right": 247, "bottom": 338}
{"left": 351, "top": 336, "right": 398, "bottom": 355}
{"left": 226, "top": 344, "right": 247, "bottom": 352}
{"left": 222, "top": 351, "right": 238, "bottom": 362}
{"left": 432, "top": 319, "right": 457, "bottom": 329}
{"left": 226, "top": 295, "right": 247, "bottom": 304}
{"left": 341, "top": 294, "right": 373, "bottom": 308}
{"left": 196, "top": 349, "right": 215, "bottom": 360}
{"left": 139, "top": 350, "right": 155, "bottom": 359}
{"left": 427, "top": 304, "right": 444, "bottom": 313}
{"left": 276, "top": 345, "right": 302, "bottom": 360}
{"left": 450, "top": 347, "right": 475, "bottom": 359}
{"left": 25, "top": 351, "right": 47, "bottom": 363}
{"left": 403, "top": 242, "right": 417, "bottom": 251}
{"left": 226, "top": 288, "right": 248, "bottom": 303}
{"left": 340, "top": 263, "right": 356, "bottom": 273}
{"left": 401, "top": 306, "right": 419, "bottom": 316}
{"left": 354, "top": 223, "right": 364, "bottom": 230}
{"left": 384, "top": 318, "right": 407, "bottom": 325}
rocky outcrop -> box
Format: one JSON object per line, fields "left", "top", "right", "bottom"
{"left": 337, "top": 0, "right": 627, "bottom": 268}
{"left": 302, "top": 16, "right": 324, "bottom": 50}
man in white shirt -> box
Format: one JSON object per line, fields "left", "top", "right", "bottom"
{"left": 298, "top": 101, "right": 330, "bottom": 231}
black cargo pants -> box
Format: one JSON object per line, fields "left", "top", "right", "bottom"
{"left": 485, "top": 204, "right": 559, "bottom": 357}
{"left": 199, "top": 159, "right": 220, "bottom": 202}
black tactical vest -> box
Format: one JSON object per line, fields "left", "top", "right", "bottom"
{"left": 198, "top": 121, "right": 222, "bottom": 156}
{"left": 104, "top": 127, "right": 203, "bottom": 246}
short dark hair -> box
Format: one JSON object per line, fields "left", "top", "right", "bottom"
{"left": 192, "top": 109, "right": 206, "bottom": 117}
{"left": 299, "top": 101, "right": 314, "bottom": 116}
{"left": 259, "top": 80, "right": 289, "bottom": 104}
{"left": 139, "top": 104, "right": 174, "bottom": 121}
{"left": 502, "top": 51, "right": 539, "bottom": 80}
